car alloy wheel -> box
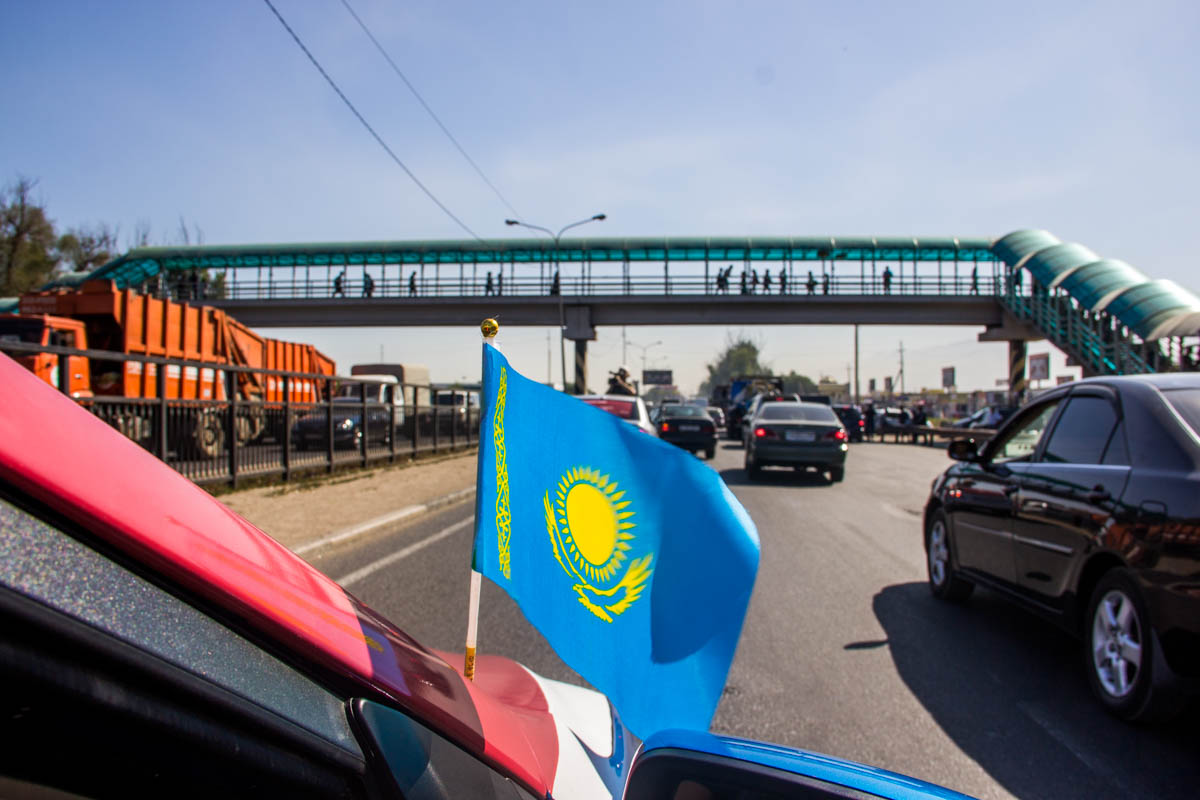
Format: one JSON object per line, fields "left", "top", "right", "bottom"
{"left": 1090, "top": 587, "right": 1143, "bottom": 700}
{"left": 925, "top": 510, "right": 972, "bottom": 602}
{"left": 928, "top": 520, "right": 949, "bottom": 587}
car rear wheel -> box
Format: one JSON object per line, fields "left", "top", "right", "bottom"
{"left": 926, "top": 510, "right": 972, "bottom": 602}
{"left": 1084, "top": 569, "right": 1176, "bottom": 722}
{"left": 704, "top": 445, "right": 715, "bottom": 459}
{"left": 744, "top": 449, "right": 761, "bottom": 480}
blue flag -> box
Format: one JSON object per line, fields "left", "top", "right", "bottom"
{"left": 472, "top": 344, "right": 760, "bottom": 739}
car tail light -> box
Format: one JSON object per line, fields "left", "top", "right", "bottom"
{"left": 857, "top": 420, "right": 865, "bottom": 428}
{"left": 661, "top": 422, "right": 670, "bottom": 432}
{"left": 825, "top": 429, "right": 847, "bottom": 441}
{"left": 754, "top": 427, "right": 777, "bottom": 439}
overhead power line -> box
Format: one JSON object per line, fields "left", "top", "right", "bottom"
{"left": 261, "top": 0, "right": 483, "bottom": 241}
{"left": 340, "top": 0, "right": 522, "bottom": 219}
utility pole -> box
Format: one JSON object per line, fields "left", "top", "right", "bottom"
{"left": 546, "top": 331, "right": 552, "bottom": 385}
{"left": 622, "top": 326, "right": 627, "bottom": 365}
{"left": 899, "top": 341, "right": 906, "bottom": 396}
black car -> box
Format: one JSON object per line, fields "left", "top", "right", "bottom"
{"left": 654, "top": 404, "right": 717, "bottom": 458}
{"left": 291, "top": 381, "right": 404, "bottom": 450}
{"left": 924, "top": 374, "right": 1200, "bottom": 722}
{"left": 832, "top": 405, "right": 865, "bottom": 442}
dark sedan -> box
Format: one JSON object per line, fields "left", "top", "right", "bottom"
{"left": 744, "top": 402, "right": 848, "bottom": 482}
{"left": 833, "top": 405, "right": 866, "bottom": 442}
{"left": 654, "top": 404, "right": 717, "bottom": 458}
{"left": 924, "top": 374, "right": 1200, "bottom": 722}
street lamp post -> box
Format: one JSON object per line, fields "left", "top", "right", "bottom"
{"left": 505, "top": 214, "right": 606, "bottom": 392}
{"left": 627, "top": 338, "right": 662, "bottom": 382}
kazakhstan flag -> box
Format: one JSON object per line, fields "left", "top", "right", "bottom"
{"left": 473, "top": 344, "right": 760, "bottom": 739}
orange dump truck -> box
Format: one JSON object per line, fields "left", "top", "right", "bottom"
{"left": 2, "top": 280, "right": 335, "bottom": 455}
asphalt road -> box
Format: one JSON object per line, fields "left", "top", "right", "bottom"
{"left": 300, "top": 439, "right": 1199, "bottom": 800}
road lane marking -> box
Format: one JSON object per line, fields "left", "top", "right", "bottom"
{"left": 295, "top": 486, "right": 475, "bottom": 555}
{"left": 336, "top": 517, "right": 473, "bottom": 587}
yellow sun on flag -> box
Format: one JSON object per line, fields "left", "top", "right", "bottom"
{"left": 555, "top": 467, "right": 636, "bottom": 585}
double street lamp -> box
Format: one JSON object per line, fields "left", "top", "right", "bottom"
{"left": 504, "top": 214, "right": 607, "bottom": 392}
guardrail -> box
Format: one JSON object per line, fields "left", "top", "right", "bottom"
{"left": 869, "top": 424, "right": 998, "bottom": 446}
{"left": 1, "top": 340, "right": 478, "bottom": 487}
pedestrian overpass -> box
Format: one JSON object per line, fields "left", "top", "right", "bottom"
{"left": 21, "top": 231, "right": 1200, "bottom": 395}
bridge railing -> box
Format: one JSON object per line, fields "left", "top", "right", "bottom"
{"left": 0, "top": 340, "right": 479, "bottom": 488}
{"left": 995, "top": 277, "right": 1180, "bottom": 375}
{"left": 219, "top": 272, "right": 1004, "bottom": 301}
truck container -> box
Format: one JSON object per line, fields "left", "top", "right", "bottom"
{"left": 3, "top": 280, "right": 336, "bottom": 456}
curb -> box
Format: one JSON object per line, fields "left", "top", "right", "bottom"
{"left": 294, "top": 486, "right": 476, "bottom": 555}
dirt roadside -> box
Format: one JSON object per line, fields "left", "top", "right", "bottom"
{"left": 220, "top": 453, "right": 477, "bottom": 551}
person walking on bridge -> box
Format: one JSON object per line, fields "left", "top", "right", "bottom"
{"left": 779, "top": 269, "right": 788, "bottom": 294}
{"left": 762, "top": 269, "right": 772, "bottom": 293}
{"left": 362, "top": 272, "right": 375, "bottom": 298}
{"left": 740, "top": 270, "right": 748, "bottom": 295}
{"left": 550, "top": 269, "right": 560, "bottom": 296}
{"left": 971, "top": 265, "right": 979, "bottom": 295}
{"left": 333, "top": 269, "right": 346, "bottom": 297}
{"left": 806, "top": 271, "right": 817, "bottom": 295}
{"left": 822, "top": 271, "right": 830, "bottom": 295}
{"left": 485, "top": 271, "right": 495, "bottom": 296}
{"left": 408, "top": 271, "right": 417, "bottom": 297}
{"left": 882, "top": 266, "right": 894, "bottom": 294}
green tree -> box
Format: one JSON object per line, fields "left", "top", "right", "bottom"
{"left": 0, "top": 177, "right": 58, "bottom": 295}
{"left": 779, "top": 370, "right": 818, "bottom": 396}
{"left": 699, "top": 335, "right": 771, "bottom": 395}
{"left": 56, "top": 222, "right": 118, "bottom": 275}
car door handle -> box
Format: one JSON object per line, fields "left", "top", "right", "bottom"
{"left": 1087, "top": 486, "right": 1111, "bottom": 503}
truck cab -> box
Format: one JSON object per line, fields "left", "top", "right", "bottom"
{"left": 0, "top": 315, "right": 92, "bottom": 398}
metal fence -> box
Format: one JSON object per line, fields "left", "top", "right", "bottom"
{"left": 1, "top": 340, "right": 478, "bottom": 487}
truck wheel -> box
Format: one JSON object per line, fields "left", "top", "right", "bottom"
{"left": 186, "top": 411, "right": 226, "bottom": 459}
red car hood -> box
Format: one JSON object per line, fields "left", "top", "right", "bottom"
{"left": 0, "top": 352, "right": 625, "bottom": 799}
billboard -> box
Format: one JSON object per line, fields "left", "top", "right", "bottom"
{"left": 643, "top": 369, "right": 673, "bottom": 386}
{"left": 868, "top": 378, "right": 876, "bottom": 393}
{"left": 941, "top": 367, "right": 956, "bottom": 389}
{"left": 884, "top": 376, "right": 893, "bottom": 393}
{"left": 1029, "top": 353, "right": 1050, "bottom": 381}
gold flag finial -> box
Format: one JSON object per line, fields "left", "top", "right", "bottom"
{"left": 481, "top": 318, "right": 499, "bottom": 340}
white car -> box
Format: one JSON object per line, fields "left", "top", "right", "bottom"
{"left": 577, "top": 394, "right": 657, "bottom": 436}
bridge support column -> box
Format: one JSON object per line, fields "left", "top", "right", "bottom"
{"left": 1009, "top": 340, "right": 1027, "bottom": 406}
{"left": 575, "top": 340, "right": 588, "bottom": 395}
{"left": 564, "top": 305, "right": 596, "bottom": 394}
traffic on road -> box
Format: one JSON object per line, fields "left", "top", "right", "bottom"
{"left": 3, "top": 346, "right": 1199, "bottom": 799}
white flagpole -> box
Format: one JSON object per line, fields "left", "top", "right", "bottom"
{"left": 465, "top": 318, "right": 499, "bottom": 681}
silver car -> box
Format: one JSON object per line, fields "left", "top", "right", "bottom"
{"left": 744, "top": 402, "right": 849, "bottom": 482}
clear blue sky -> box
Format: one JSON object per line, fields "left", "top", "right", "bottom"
{"left": 4, "top": 1, "right": 1198, "bottom": 393}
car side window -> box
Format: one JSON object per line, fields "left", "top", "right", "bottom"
{"left": 1040, "top": 395, "right": 1119, "bottom": 464}
{"left": 1102, "top": 419, "right": 1130, "bottom": 465}
{"left": 991, "top": 400, "right": 1060, "bottom": 463}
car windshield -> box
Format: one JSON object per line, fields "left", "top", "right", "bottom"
{"left": 582, "top": 397, "right": 635, "bottom": 420}
{"left": 663, "top": 406, "right": 707, "bottom": 418}
{"left": 759, "top": 404, "right": 837, "bottom": 422}
{"left": 0, "top": 319, "right": 47, "bottom": 343}
{"left": 436, "top": 393, "right": 466, "bottom": 405}
{"left": 1164, "top": 388, "right": 1200, "bottom": 438}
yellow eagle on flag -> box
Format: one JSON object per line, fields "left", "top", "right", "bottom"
{"left": 544, "top": 466, "right": 653, "bottom": 622}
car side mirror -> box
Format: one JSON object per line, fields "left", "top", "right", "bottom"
{"left": 625, "top": 730, "right": 964, "bottom": 800}
{"left": 947, "top": 438, "right": 980, "bottom": 462}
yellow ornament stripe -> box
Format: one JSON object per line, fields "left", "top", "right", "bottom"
{"left": 494, "top": 366, "right": 511, "bottom": 579}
